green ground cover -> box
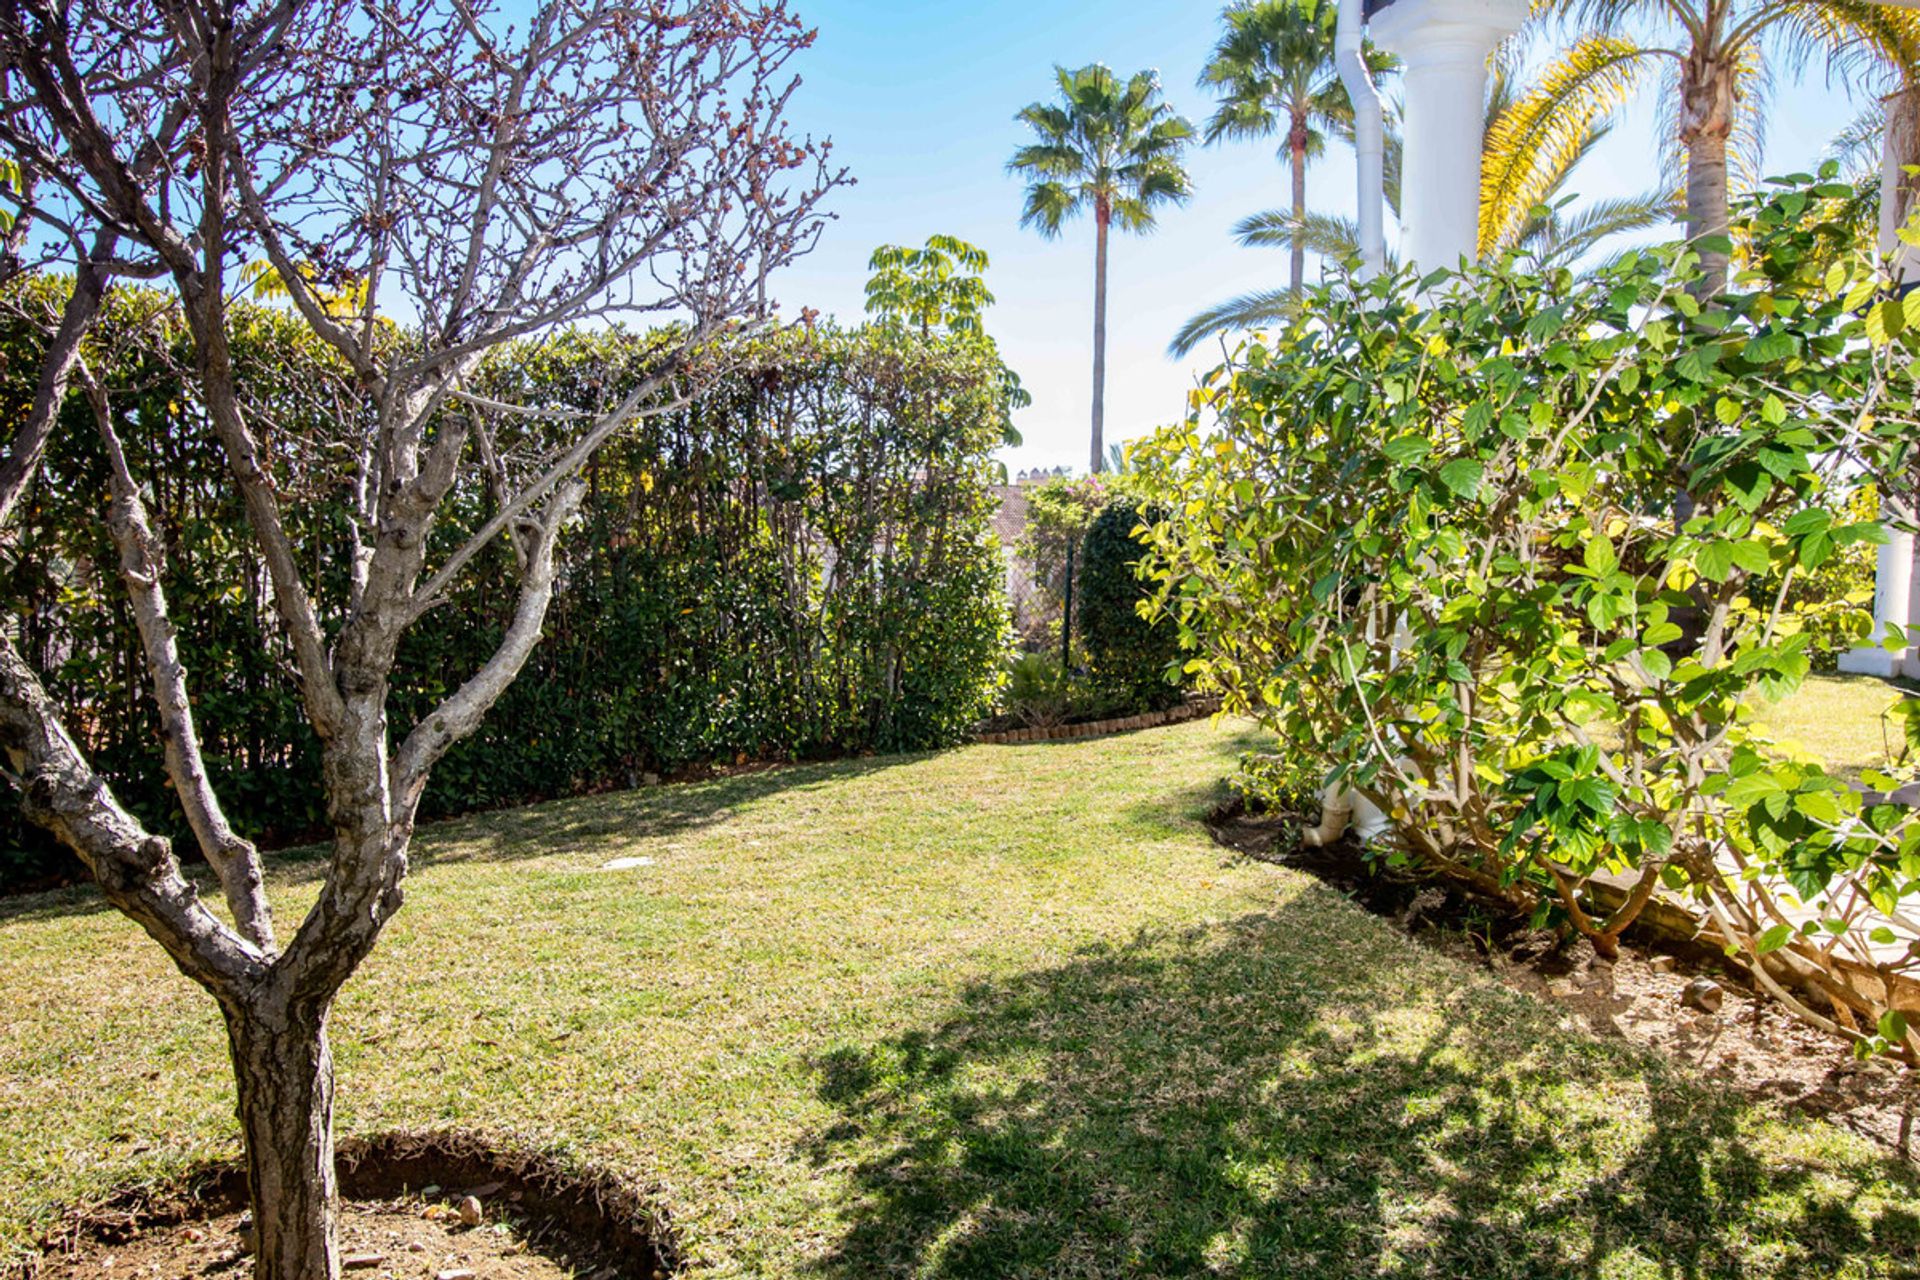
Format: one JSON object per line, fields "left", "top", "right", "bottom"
{"left": 2, "top": 717, "right": 1917, "bottom": 1278}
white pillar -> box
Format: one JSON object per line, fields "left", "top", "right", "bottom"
{"left": 1838, "top": 90, "right": 1918, "bottom": 679}
{"left": 1368, "top": 0, "right": 1528, "bottom": 271}
{"left": 1839, "top": 508, "right": 1915, "bottom": 679}
{"left": 1336, "top": 0, "right": 1387, "bottom": 278}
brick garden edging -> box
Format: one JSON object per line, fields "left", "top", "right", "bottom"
{"left": 978, "top": 695, "right": 1222, "bottom": 744}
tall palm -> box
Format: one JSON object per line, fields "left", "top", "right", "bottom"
{"left": 1010, "top": 64, "right": 1194, "bottom": 474}
{"left": 1198, "top": 0, "right": 1371, "bottom": 295}
{"left": 1542, "top": 0, "right": 1920, "bottom": 294}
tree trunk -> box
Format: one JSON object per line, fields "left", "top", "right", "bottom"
{"left": 1882, "top": 83, "right": 1920, "bottom": 279}
{"left": 1090, "top": 199, "right": 1109, "bottom": 475}
{"left": 1680, "top": 47, "right": 1735, "bottom": 297}
{"left": 1289, "top": 116, "right": 1308, "bottom": 295}
{"left": 226, "top": 1000, "right": 341, "bottom": 1280}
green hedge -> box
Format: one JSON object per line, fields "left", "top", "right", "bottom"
{"left": 1077, "top": 497, "right": 1183, "bottom": 711}
{"left": 2, "top": 285, "right": 1010, "bottom": 885}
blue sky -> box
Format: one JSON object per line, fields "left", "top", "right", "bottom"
{"left": 768, "top": 0, "right": 1878, "bottom": 474}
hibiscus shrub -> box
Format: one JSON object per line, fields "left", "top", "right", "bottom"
{"left": 1136, "top": 175, "right": 1920, "bottom": 1058}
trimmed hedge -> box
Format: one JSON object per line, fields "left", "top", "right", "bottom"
{"left": 1078, "top": 497, "right": 1183, "bottom": 712}
{"left": 2, "top": 284, "right": 1010, "bottom": 885}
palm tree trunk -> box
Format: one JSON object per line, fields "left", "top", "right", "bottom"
{"left": 1680, "top": 46, "right": 1735, "bottom": 297}
{"left": 1289, "top": 116, "right": 1308, "bottom": 294}
{"left": 1090, "top": 201, "right": 1109, "bottom": 475}
{"left": 1883, "top": 83, "right": 1920, "bottom": 275}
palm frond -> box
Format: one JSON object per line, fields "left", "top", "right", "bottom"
{"left": 1828, "top": 107, "right": 1885, "bottom": 180}
{"left": 1514, "top": 190, "right": 1681, "bottom": 268}
{"left": 1479, "top": 35, "right": 1654, "bottom": 255}
{"left": 1231, "top": 208, "right": 1370, "bottom": 259}
{"left": 1168, "top": 287, "right": 1301, "bottom": 357}
{"left": 1727, "top": 43, "right": 1772, "bottom": 196}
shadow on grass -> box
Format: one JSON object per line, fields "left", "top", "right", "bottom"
{"left": 0, "top": 751, "right": 925, "bottom": 921}
{"left": 803, "top": 900, "right": 1920, "bottom": 1279}
{"left": 395, "top": 752, "right": 923, "bottom": 870}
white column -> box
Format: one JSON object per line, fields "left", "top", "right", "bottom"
{"left": 1840, "top": 508, "right": 1915, "bottom": 679}
{"left": 1839, "top": 90, "right": 1918, "bottom": 679}
{"left": 1368, "top": 0, "right": 1528, "bottom": 271}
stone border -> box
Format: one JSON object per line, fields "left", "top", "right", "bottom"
{"left": 979, "top": 695, "right": 1222, "bottom": 744}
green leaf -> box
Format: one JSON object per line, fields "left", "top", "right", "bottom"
{"left": 1437, "top": 458, "right": 1483, "bottom": 500}
{"left": 1642, "top": 621, "right": 1683, "bottom": 647}
{"left": 1639, "top": 649, "right": 1673, "bottom": 682}
{"left": 1743, "top": 332, "right": 1794, "bottom": 364}
{"left": 1382, "top": 435, "right": 1430, "bottom": 465}
{"left": 1756, "top": 923, "right": 1793, "bottom": 954}
{"left": 1781, "top": 509, "right": 1831, "bottom": 538}
{"left": 1728, "top": 540, "right": 1771, "bottom": 575}
{"left": 1866, "top": 298, "right": 1905, "bottom": 344}
{"left": 1583, "top": 536, "right": 1618, "bottom": 575}
{"left": 1798, "top": 530, "right": 1834, "bottom": 569}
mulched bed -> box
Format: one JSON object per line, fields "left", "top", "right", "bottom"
{"left": 1210, "top": 796, "right": 1920, "bottom": 1160}
{"left": 17, "top": 1133, "right": 674, "bottom": 1280}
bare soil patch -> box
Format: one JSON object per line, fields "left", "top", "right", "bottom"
{"left": 17, "top": 1133, "right": 673, "bottom": 1280}
{"left": 1210, "top": 798, "right": 1920, "bottom": 1159}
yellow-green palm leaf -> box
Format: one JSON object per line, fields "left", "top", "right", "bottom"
{"left": 1480, "top": 35, "right": 1654, "bottom": 256}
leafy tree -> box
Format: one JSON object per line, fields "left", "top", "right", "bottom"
{"left": 864, "top": 234, "right": 996, "bottom": 336}
{"left": 0, "top": 1, "right": 838, "bottom": 1275}
{"left": 864, "top": 234, "right": 1029, "bottom": 447}
{"left": 1008, "top": 64, "right": 1194, "bottom": 473}
{"left": 1538, "top": 0, "right": 1920, "bottom": 294}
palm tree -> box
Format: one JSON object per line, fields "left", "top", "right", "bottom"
{"left": 1170, "top": 44, "right": 1674, "bottom": 355}
{"left": 1009, "top": 64, "right": 1194, "bottom": 474}
{"left": 1197, "top": 0, "right": 1370, "bottom": 296}
{"left": 1541, "top": 0, "right": 1920, "bottom": 295}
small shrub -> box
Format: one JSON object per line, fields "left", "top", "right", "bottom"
{"left": 1003, "top": 651, "right": 1072, "bottom": 728}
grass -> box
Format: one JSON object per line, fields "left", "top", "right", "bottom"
{"left": 2, "top": 718, "right": 1919, "bottom": 1278}
{"left": 1749, "top": 672, "right": 1917, "bottom": 783}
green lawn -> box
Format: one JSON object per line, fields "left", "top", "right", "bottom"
{"left": 1750, "top": 672, "right": 1916, "bottom": 783}
{"left": 3, "top": 719, "right": 1918, "bottom": 1278}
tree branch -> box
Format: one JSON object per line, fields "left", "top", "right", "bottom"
{"left": 83, "top": 365, "right": 278, "bottom": 953}
{"left": 0, "top": 632, "right": 266, "bottom": 993}
{"left": 393, "top": 478, "right": 585, "bottom": 793}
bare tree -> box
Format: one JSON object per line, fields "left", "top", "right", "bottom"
{"left": 0, "top": 1, "right": 839, "bottom": 1276}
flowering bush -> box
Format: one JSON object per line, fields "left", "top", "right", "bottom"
{"left": 1137, "top": 176, "right": 1920, "bottom": 1058}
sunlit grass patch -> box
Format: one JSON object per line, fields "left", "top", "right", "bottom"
{"left": 2, "top": 719, "right": 1917, "bottom": 1278}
